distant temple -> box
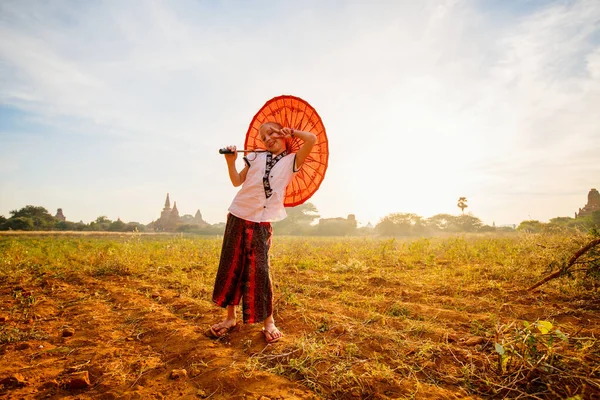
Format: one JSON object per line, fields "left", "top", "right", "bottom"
{"left": 575, "top": 188, "right": 600, "bottom": 218}
{"left": 317, "top": 214, "right": 357, "bottom": 235}
{"left": 55, "top": 208, "right": 66, "bottom": 221}
{"left": 152, "top": 193, "right": 208, "bottom": 231}
{"left": 319, "top": 214, "right": 357, "bottom": 227}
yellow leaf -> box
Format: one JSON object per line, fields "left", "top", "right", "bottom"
{"left": 537, "top": 320, "right": 553, "bottom": 334}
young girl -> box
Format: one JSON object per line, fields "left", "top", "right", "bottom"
{"left": 210, "top": 122, "right": 317, "bottom": 343}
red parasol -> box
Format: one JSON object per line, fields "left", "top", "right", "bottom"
{"left": 244, "top": 95, "right": 329, "bottom": 207}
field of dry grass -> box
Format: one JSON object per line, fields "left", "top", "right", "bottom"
{"left": 0, "top": 233, "right": 599, "bottom": 399}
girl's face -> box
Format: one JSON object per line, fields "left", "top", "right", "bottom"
{"left": 259, "top": 123, "right": 286, "bottom": 154}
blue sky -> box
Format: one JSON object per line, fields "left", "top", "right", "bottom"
{"left": 1, "top": 0, "right": 599, "bottom": 226}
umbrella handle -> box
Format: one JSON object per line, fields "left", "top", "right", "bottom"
{"left": 218, "top": 148, "right": 266, "bottom": 154}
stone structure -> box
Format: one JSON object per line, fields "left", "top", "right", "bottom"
{"left": 168, "top": 201, "right": 180, "bottom": 228}
{"left": 317, "top": 214, "right": 357, "bottom": 235}
{"left": 160, "top": 194, "right": 172, "bottom": 222}
{"left": 180, "top": 210, "right": 208, "bottom": 227}
{"left": 575, "top": 188, "right": 600, "bottom": 218}
{"left": 153, "top": 193, "right": 208, "bottom": 231}
{"left": 55, "top": 208, "right": 66, "bottom": 221}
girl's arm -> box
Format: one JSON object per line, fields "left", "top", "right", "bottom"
{"left": 224, "top": 145, "right": 248, "bottom": 187}
{"left": 278, "top": 128, "right": 317, "bottom": 170}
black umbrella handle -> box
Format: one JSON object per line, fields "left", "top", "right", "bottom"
{"left": 218, "top": 148, "right": 267, "bottom": 154}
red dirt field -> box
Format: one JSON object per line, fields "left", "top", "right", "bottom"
{"left": 1, "top": 273, "right": 319, "bottom": 399}
{"left": 1, "top": 235, "right": 599, "bottom": 399}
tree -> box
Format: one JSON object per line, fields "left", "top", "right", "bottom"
{"left": 272, "top": 203, "right": 320, "bottom": 235}
{"left": 9, "top": 205, "right": 55, "bottom": 230}
{"left": 457, "top": 197, "right": 468, "bottom": 214}
{"left": 549, "top": 217, "right": 572, "bottom": 225}
{"left": 95, "top": 216, "right": 111, "bottom": 224}
{"left": 451, "top": 214, "right": 483, "bottom": 232}
{"left": 542, "top": 216, "right": 594, "bottom": 233}
{"left": 592, "top": 211, "right": 600, "bottom": 228}
{"left": 479, "top": 224, "right": 496, "bottom": 233}
{"left": 375, "top": 213, "right": 424, "bottom": 236}
{"left": 517, "top": 220, "right": 545, "bottom": 233}
{"left": 2, "top": 217, "right": 34, "bottom": 231}
{"left": 54, "top": 220, "right": 84, "bottom": 231}
{"left": 126, "top": 222, "right": 146, "bottom": 232}
{"left": 89, "top": 216, "right": 112, "bottom": 231}
{"left": 426, "top": 214, "right": 456, "bottom": 231}
{"left": 108, "top": 219, "right": 126, "bottom": 232}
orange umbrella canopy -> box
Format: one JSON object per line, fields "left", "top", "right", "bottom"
{"left": 245, "top": 95, "right": 329, "bottom": 207}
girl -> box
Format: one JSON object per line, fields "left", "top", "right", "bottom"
{"left": 210, "top": 122, "right": 317, "bottom": 343}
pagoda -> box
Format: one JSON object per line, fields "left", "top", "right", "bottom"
{"left": 153, "top": 193, "right": 208, "bottom": 231}
{"left": 55, "top": 208, "right": 66, "bottom": 221}
{"left": 575, "top": 188, "right": 600, "bottom": 218}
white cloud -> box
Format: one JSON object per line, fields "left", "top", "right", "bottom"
{"left": 0, "top": 0, "right": 598, "bottom": 225}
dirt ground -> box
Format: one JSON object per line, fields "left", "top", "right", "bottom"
{"left": 2, "top": 271, "right": 600, "bottom": 399}
{"left": 0, "top": 273, "right": 319, "bottom": 399}
{"left": 1, "top": 234, "right": 600, "bottom": 399}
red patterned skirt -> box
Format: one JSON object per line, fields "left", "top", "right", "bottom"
{"left": 212, "top": 213, "right": 273, "bottom": 324}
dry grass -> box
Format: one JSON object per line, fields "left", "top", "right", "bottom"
{"left": 0, "top": 233, "right": 598, "bottom": 399}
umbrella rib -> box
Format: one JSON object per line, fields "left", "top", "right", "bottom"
{"left": 304, "top": 155, "right": 327, "bottom": 169}
{"left": 293, "top": 100, "right": 304, "bottom": 126}
{"left": 299, "top": 106, "right": 315, "bottom": 132}
{"left": 292, "top": 176, "right": 301, "bottom": 199}
{"left": 295, "top": 100, "right": 307, "bottom": 131}
{"left": 300, "top": 162, "right": 322, "bottom": 178}
{"left": 290, "top": 103, "right": 300, "bottom": 130}
{"left": 286, "top": 176, "right": 300, "bottom": 204}
{"left": 267, "top": 102, "right": 278, "bottom": 120}
{"left": 281, "top": 101, "right": 289, "bottom": 127}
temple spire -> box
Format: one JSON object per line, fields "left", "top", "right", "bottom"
{"left": 576, "top": 188, "right": 600, "bottom": 218}
{"left": 164, "top": 193, "right": 171, "bottom": 209}
{"left": 168, "top": 201, "right": 180, "bottom": 227}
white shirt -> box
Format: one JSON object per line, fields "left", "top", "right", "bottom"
{"left": 228, "top": 152, "right": 297, "bottom": 223}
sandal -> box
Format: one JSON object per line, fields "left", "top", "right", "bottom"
{"left": 262, "top": 327, "right": 283, "bottom": 344}
{"left": 207, "top": 323, "right": 236, "bottom": 339}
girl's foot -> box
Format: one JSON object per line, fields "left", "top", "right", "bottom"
{"left": 209, "top": 318, "right": 236, "bottom": 338}
{"left": 262, "top": 323, "right": 283, "bottom": 343}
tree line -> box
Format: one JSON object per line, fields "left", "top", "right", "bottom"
{"left": 273, "top": 204, "right": 506, "bottom": 236}
{"left": 1, "top": 204, "right": 598, "bottom": 236}
{"left": 516, "top": 213, "right": 600, "bottom": 234}
{"left": 0, "top": 206, "right": 147, "bottom": 232}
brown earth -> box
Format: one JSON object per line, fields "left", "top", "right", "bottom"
{"left": 2, "top": 271, "right": 599, "bottom": 399}
{"left": 2, "top": 233, "right": 600, "bottom": 400}
{"left": 0, "top": 274, "right": 318, "bottom": 399}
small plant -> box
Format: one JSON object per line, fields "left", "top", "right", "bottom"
{"left": 330, "top": 258, "right": 366, "bottom": 273}
{"left": 488, "top": 320, "right": 590, "bottom": 397}
{"left": 494, "top": 320, "right": 568, "bottom": 375}
{"left": 344, "top": 343, "right": 360, "bottom": 358}
{"left": 386, "top": 303, "right": 411, "bottom": 318}
{"left": 0, "top": 326, "right": 49, "bottom": 344}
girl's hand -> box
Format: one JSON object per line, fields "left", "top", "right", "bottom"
{"left": 224, "top": 145, "right": 237, "bottom": 162}
{"left": 276, "top": 127, "right": 295, "bottom": 138}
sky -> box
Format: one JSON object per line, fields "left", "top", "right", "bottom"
{"left": 1, "top": 0, "right": 599, "bottom": 227}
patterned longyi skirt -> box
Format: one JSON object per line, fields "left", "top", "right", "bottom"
{"left": 211, "top": 213, "right": 273, "bottom": 324}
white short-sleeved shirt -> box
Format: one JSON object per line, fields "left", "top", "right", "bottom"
{"left": 228, "top": 152, "right": 297, "bottom": 223}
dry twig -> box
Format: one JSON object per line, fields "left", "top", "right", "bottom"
{"left": 528, "top": 238, "right": 600, "bottom": 291}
